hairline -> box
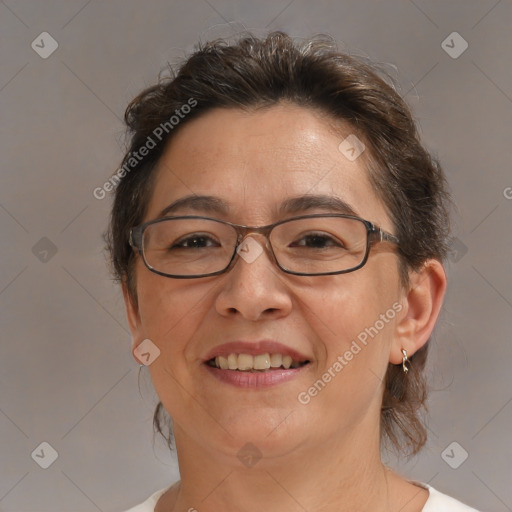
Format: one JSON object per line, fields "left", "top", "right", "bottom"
{"left": 124, "top": 101, "right": 411, "bottom": 301}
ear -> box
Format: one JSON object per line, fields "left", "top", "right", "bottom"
{"left": 121, "top": 280, "right": 146, "bottom": 357}
{"left": 390, "top": 259, "right": 447, "bottom": 364}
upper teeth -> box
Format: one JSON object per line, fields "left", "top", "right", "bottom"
{"left": 212, "top": 353, "right": 302, "bottom": 371}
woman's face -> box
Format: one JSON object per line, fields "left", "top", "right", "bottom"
{"left": 125, "top": 104, "right": 405, "bottom": 461}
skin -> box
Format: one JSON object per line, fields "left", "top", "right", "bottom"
{"left": 123, "top": 103, "right": 447, "bottom": 512}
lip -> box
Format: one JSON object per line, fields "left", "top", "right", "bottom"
{"left": 203, "top": 364, "right": 310, "bottom": 388}
{"left": 202, "top": 340, "right": 311, "bottom": 363}
{"left": 202, "top": 340, "right": 312, "bottom": 389}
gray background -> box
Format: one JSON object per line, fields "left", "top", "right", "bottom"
{"left": 1, "top": 1, "right": 511, "bottom": 511}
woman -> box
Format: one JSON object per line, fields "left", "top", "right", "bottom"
{"left": 106, "top": 31, "right": 480, "bottom": 511}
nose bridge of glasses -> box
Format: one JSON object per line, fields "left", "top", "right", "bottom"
{"left": 232, "top": 226, "right": 277, "bottom": 269}
{"left": 238, "top": 236, "right": 272, "bottom": 259}
{"left": 235, "top": 223, "right": 273, "bottom": 246}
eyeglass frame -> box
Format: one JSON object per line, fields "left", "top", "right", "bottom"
{"left": 129, "top": 213, "right": 400, "bottom": 279}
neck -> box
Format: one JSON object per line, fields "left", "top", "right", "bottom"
{"left": 165, "top": 426, "right": 393, "bottom": 512}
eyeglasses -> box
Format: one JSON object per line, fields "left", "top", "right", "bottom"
{"left": 129, "top": 214, "right": 399, "bottom": 279}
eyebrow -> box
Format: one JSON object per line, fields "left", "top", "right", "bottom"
{"left": 278, "top": 195, "right": 359, "bottom": 217}
{"left": 156, "top": 194, "right": 359, "bottom": 219}
{"left": 157, "top": 195, "right": 230, "bottom": 218}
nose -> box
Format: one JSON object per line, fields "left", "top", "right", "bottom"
{"left": 214, "top": 235, "right": 293, "bottom": 321}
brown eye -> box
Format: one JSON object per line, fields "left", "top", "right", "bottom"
{"left": 291, "top": 233, "right": 345, "bottom": 249}
{"left": 172, "top": 234, "right": 220, "bottom": 249}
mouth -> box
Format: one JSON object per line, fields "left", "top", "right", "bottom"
{"left": 202, "top": 341, "right": 312, "bottom": 387}
{"left": 206, "top": 353, "right": 310, "bottom": 372}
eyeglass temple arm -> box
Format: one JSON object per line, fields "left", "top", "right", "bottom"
{"left": 129, "top": 228, "right": 142, "bottom": 250}
{"left": 379, "top": 229, "right": 399, "bottom": 245}
{"left": 368, "top": 225, "right": 399, "bottom": 246}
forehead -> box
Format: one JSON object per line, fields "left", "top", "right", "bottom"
{"left": 145, "top": 104, "right": 389, "bottom": 226}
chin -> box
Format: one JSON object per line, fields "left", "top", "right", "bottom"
{"left": 208, "top": 407, "right": 309, "bottom": 457}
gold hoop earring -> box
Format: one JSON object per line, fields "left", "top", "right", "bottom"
{"left": 401, "top": 348, "right": 409, "bottom": 374}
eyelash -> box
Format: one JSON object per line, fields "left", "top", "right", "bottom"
{"left": 172, "top": 232, "right": 345, "bottom": 250}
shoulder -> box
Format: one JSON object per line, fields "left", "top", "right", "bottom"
{"left": 419, "top": 483, "right": 481, "bottom": 512}
{"left": 121, "top": 486, "right": 169, "bottom": 512}
{"left": 121, "top": 482, "right": 482, "bottom": 512}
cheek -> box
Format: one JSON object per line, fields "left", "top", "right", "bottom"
{"left": 296, "top": 277, "right": 399, "bottom": 425}
{"left": 300, "top": 265, "right": 399, "bottom": 367}
{"left": 136, "top": 272, "right": 213, "bottom": 359}
{"left": 136, "top": 276, "right": 215, "bottom": 414}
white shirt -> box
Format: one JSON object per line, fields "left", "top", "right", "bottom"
{"left": 122, "top": 482, "right": 481, "bottom": 511}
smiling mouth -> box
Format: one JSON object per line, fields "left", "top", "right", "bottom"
{"left": 206, "top": 353, "right": 310, "bottom": 372}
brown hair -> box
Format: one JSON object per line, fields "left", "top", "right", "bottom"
{"left": 105, "top": 31, "right": 451, "bottom": 456}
